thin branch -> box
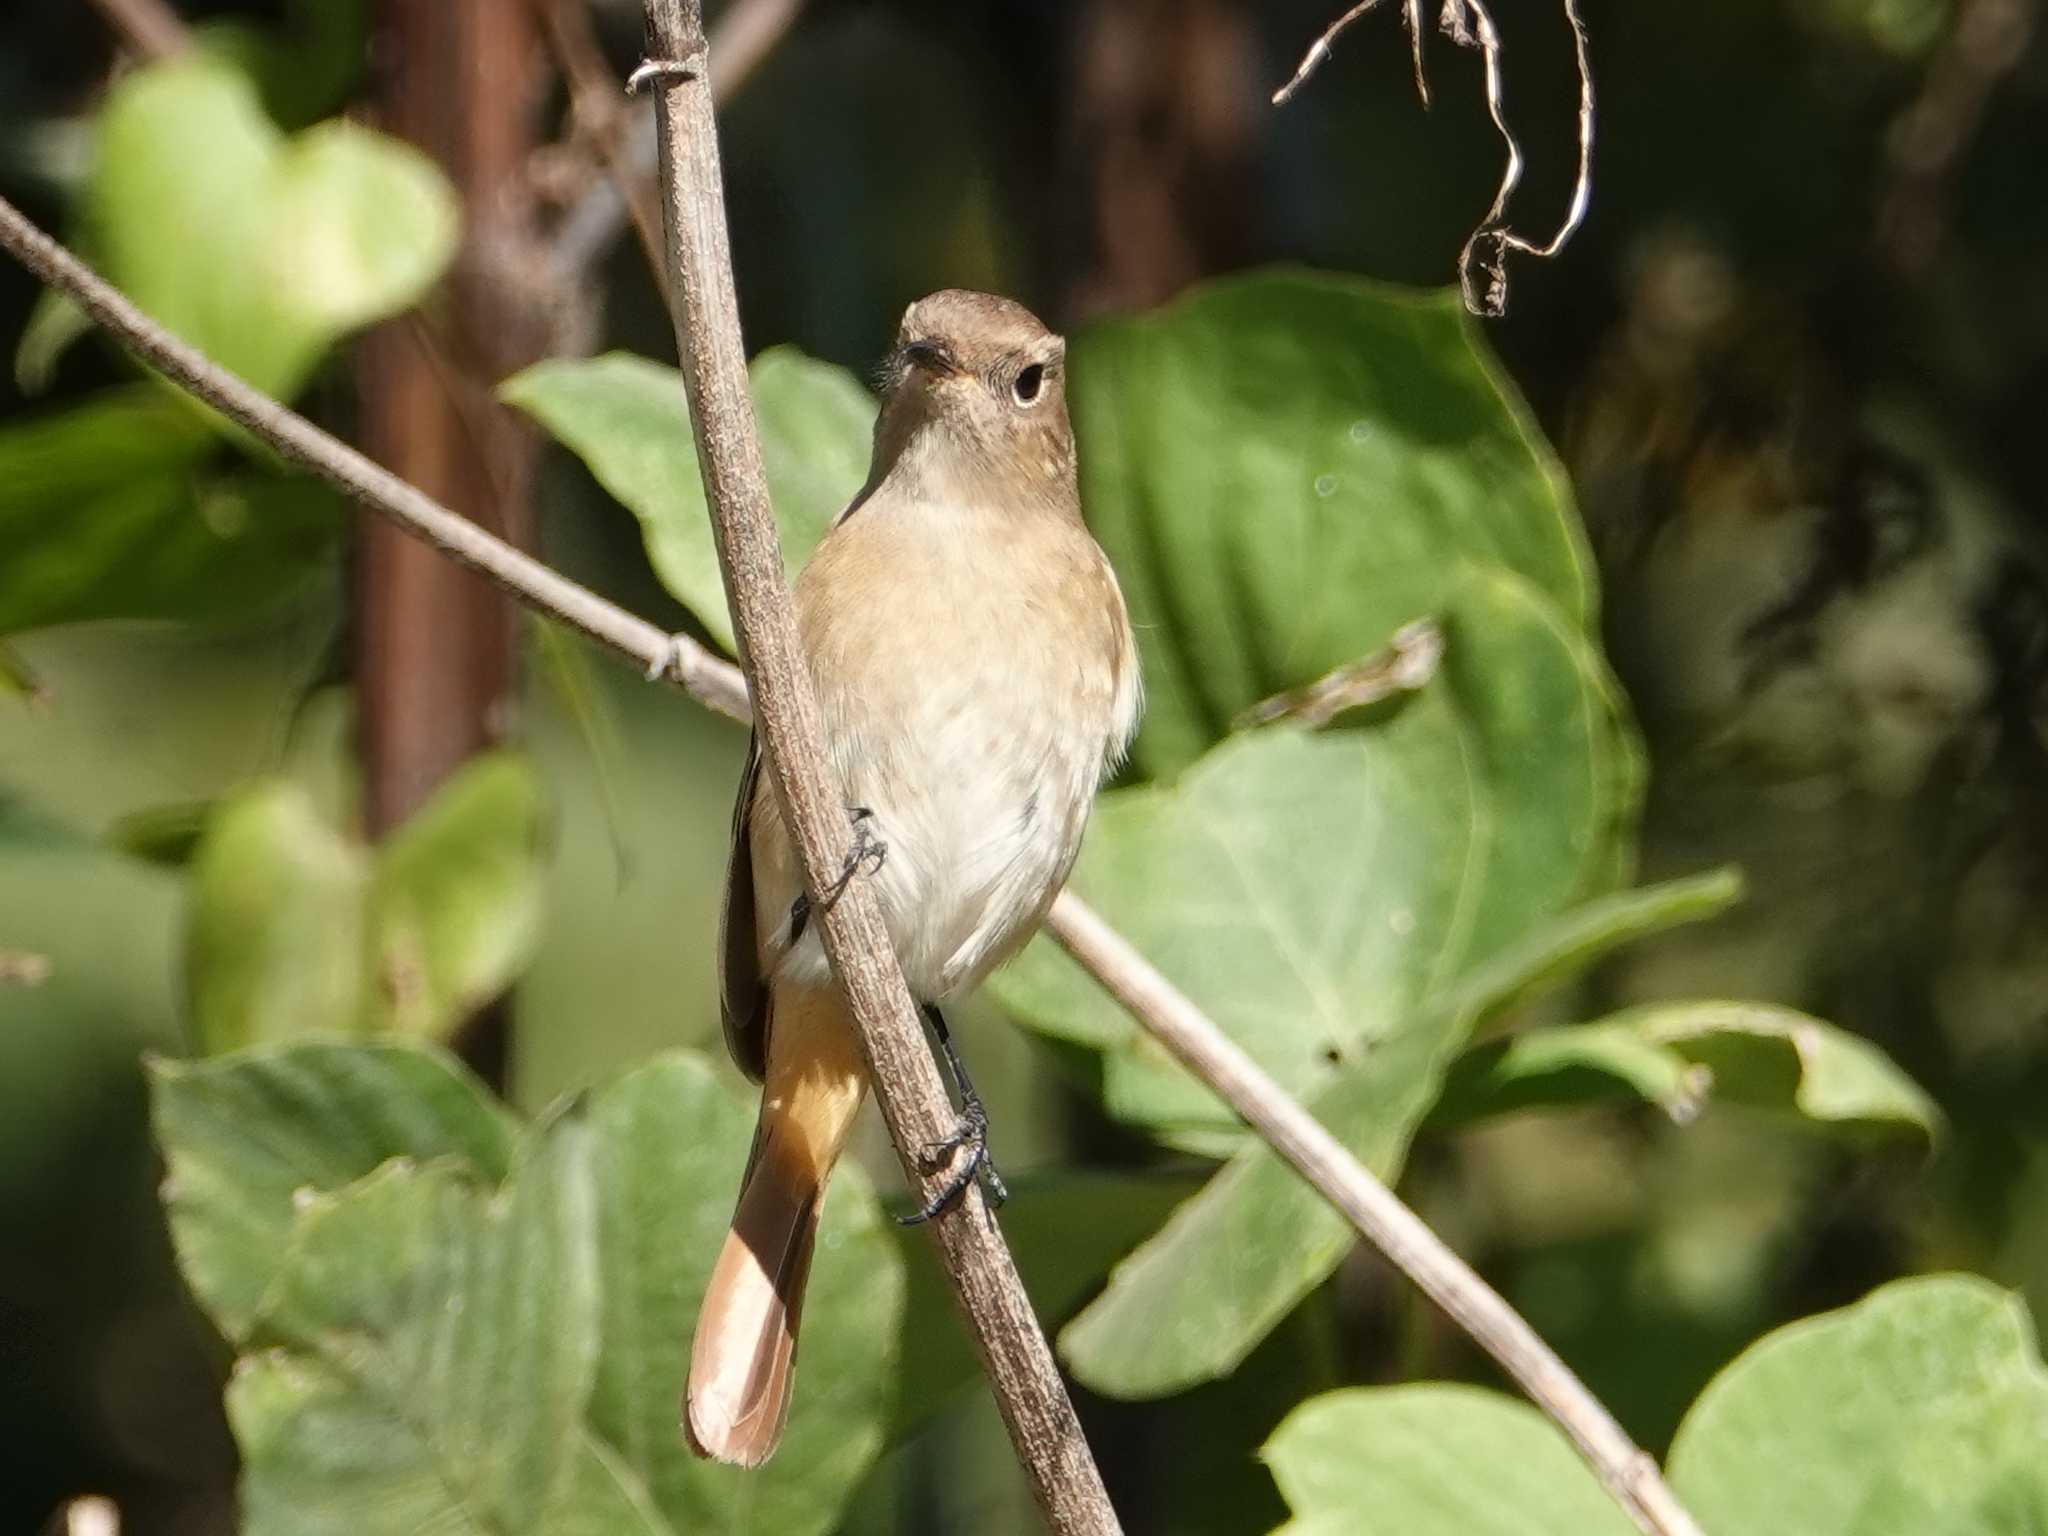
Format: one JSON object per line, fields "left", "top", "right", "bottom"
{"left": 549, "top": 0, "right": 805, "bottom": 283}
{"left": 1275, "top": 0, "right": 1596, "bottom": 317}
{"left": 0, "top": 187, "right": 1702, "bottom": 1536}
{"left": 633, "top": 2, "right": 1120, "bottom": 1528}
{"left": 533, "top": 0, "right": 670, "bottom": 292}
{"left": 84, "top": 0, "right": 192, "bottom": 59}
{"left": 1235, "top": 617, "right": 1443, "bottom": 730}
{"left": 1044, "top": 898, "right": 1705, "bottom": 1536}
{"left": 0, "top": 197, "right": 750, "bottom": 724}
{"left": 1876, "top": 0, "right": 2035, "bottom": 277}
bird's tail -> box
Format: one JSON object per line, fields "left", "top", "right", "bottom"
{"left": 685, "top": 982, "right": 867, "bottom": 1467}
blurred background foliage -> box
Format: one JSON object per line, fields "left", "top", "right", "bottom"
{"left": 3, "top": 0, "right": 2046, "bottom": 1532}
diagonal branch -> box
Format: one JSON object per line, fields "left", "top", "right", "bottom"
{"left": 0, "top": 183, "right": 1700, "bottom": 1536}
{"left": 632, "top": 2, "right": 1120, "bottom": 1528}
{"left": 84, "top": 0, "right": 192, "bottom": 59}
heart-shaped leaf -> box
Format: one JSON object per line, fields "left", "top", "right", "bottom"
{"left": 151, "top": 1041, "right": 515, "bottom": 1341}
{"left": 85, "top": 55, "right": 458, "bottom": 398}
{"left": 503, "top": 348, "right": 876, "bottom": 654}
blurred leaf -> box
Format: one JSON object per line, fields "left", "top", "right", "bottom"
{"left": 1068, "top": 271, "right": 1600, "bottom": 781}
{"left": 0, "top": 790, "right": 90, "bottom": 850}
{"left": 149, "top": 1040, "right": 514, "bottom": 1341}
{"left": 581, "top": 1055, "right": 902, "bottom": 1535}
{"left": 198, "top": 0, "right": 371, "bottom": 126}
{"left": 1060, "top": 1021, "right": 1445, "bottom": 1397}
{"left": 1430, "top": 1003, "right": 1941, "bottom": 1145}
{"left": 1669, "top": 1275, "right": 2048, "bottom": 1533}
{"left": 106, "top": 799, "right": 216, "bottom": 867}
{"left": 13, "top": 288, "right": 89, "bottom": 394}
{"left": 0, "top": 642, "right": 46, "bottom": 705}
{"left": 153, "top": 1045, "right": 899, "bottom": 1536}
{"left": 186, "top": 782, "right": 370, "bottom": 1054}
{"left": 503, "top": 347, "right": 877, "bottom": 653}
{"left": 1431, "top": 867, "right": 1746, "bottom": 1032}
{"left": 0, "top": 387, "right": 344, "bottom": 634}
{"left": 369, "top": 751, "right": 549, "bottom": 1040}
{"left": 84, "top": 55, "right": 457, "bottom": 398}
{"left": 1263, "top": 1384, "right": 1639, "bottom": 1536}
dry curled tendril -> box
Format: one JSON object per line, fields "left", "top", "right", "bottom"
{"left": 1275, "top": 0, "right": 1595, "bottom": 318}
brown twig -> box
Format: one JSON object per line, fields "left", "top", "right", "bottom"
{"left": 0, "top": 186, "right": 1702, "bottom": 1536}
{"left": 633, "top": 2, "right": 1119, "bottom": 1528}
{"left": 533, "top": 0, "right": 670, "bottom": 290}
{"left": 549, "top": 0, "right": 806, "bottom": 282}
{"left": 1275, "top": 0, "right": 1595, "bottom": 317}
{"left": 84, "top": 0, "right": 191, "bottom": 59}
{"left": 1877, "top": 0, "right": 2036, "bottom": 277}
{"left": 1235, "top": 617, "right": 1444, "bottom": 730}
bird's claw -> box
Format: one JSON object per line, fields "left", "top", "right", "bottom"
{"left": 897, "top": 1099, "right": 1006, "bottom": 1227}
{"left": 822, "top": 806, "right": 886, "bottom": 910}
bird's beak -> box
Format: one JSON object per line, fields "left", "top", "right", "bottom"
{"left": 897, "top": 338, "right": 960, "bottom": 379}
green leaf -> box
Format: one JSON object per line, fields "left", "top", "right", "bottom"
{"left": 1067, "top": 270, "right": 1600, "bottom": 780}
{"left": 504, "top": 348, "right": 876, "bottom": 653}
{"left": 1669, "top": 1276, "right": 2048, "bottom": 1534}
{"left": 0, "top": 387, "right": 344, "bottom": 634}
{"left": 1430, "top": 867, "right": 1746, "bottom": 1031}
{"left": 1060, "top": 1022, "right": 1446, "bottom": 1397}
{"left": 1263, "top": 1384, "right": 1640, "bottom": 1536}
{"left": 233, "top": 1125, "right": 623, "bottom": 1536}
{"left": 149, "top": 1040, "right": 514, "bottom": 1341}
{"left": 1430, "top": 1002, "right": 1942, "bottom": 1146}
{"left": 85, "top": 55, "right": 457, "bottom": 398}
{"left": 890, "top": 1168, "right": 1201, "bottom": 1432}
{"left": 581, "top": 1056, "right": 903, "bottom": 1535}
{"left": 152, "top": 1045, "right": 901, "bottom": 1536}
{"left": 185, "top": 782, "right": 371, "bottom": 1054}
{"left": 369, "top": 751, "right": 550, "bottom": 1040}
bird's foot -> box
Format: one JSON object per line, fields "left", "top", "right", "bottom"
{"left": 821, "top": 806, "right": 885, "bottom": 910}
{"left": 898, "top": 1092, "right": 1007, "bottom": 1226}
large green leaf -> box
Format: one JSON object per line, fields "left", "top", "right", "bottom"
{"left": 1669, "top": 1275, "right": 2048, "bottom": 1533}
{"left": 1059, "top": 1020, "right": 1446, "bottom": 1397}
{"left": 152, "top": 1044, "right": 901, "bottom": 1536}
{"left": 503, "top": 348, "right": 877, "bottom": 653}
{"left": 1263, "top": 1384, "right": 1639, "bottom": 1536}
{"left": 85, "top": 55, "right": 458, "bottom": 398}
{"left": 150, "top": 1041, "right": 515, "bottom": 1340}
{"left": 1430, "top": 1002, "right": 1942, "bottom": 1145}
{"left": 1069, "top": 270, "right": 1598, "bottom": 780}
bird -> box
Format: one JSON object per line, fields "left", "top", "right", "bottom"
{"left": 684, "top": 289, "right": 1143, "bottom": 1468}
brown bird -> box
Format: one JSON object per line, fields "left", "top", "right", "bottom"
{"left": 684, "top": 290, "right": 1143, "bottom": 1467}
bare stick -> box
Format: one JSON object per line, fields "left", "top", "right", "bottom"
{"left": 550, "top": 0, "right": 805, "bottom": 281}
{"left": 84, "top": 0, "right": 192, "bottom": 59}
{"left": 1044, "top": 896, "right": 1705, "bottom": 1536}
{"left": 1448, "top": 0, "right": 1595, "bottom": 317}
{"left": 0, "top": 191, "right": 1700, "bottom": 1536}
{"left": 633, "top": 2, "right": 1119, "bottom": 1528}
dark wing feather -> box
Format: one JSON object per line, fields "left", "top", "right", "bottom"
{"left": 718, "top": 738, "right": 771, "bottom": 1082}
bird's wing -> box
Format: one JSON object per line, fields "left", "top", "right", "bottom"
{"left": 718, "top": 737, "right": 771, "bottom": 1082}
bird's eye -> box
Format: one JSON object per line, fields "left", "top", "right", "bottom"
{"left": 1011, "top": 363, "right": 1046, "bottom": 407}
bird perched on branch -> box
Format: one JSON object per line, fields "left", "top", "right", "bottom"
{"left": 685, "top": 290, "right": 1142, "bottom": 1468}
